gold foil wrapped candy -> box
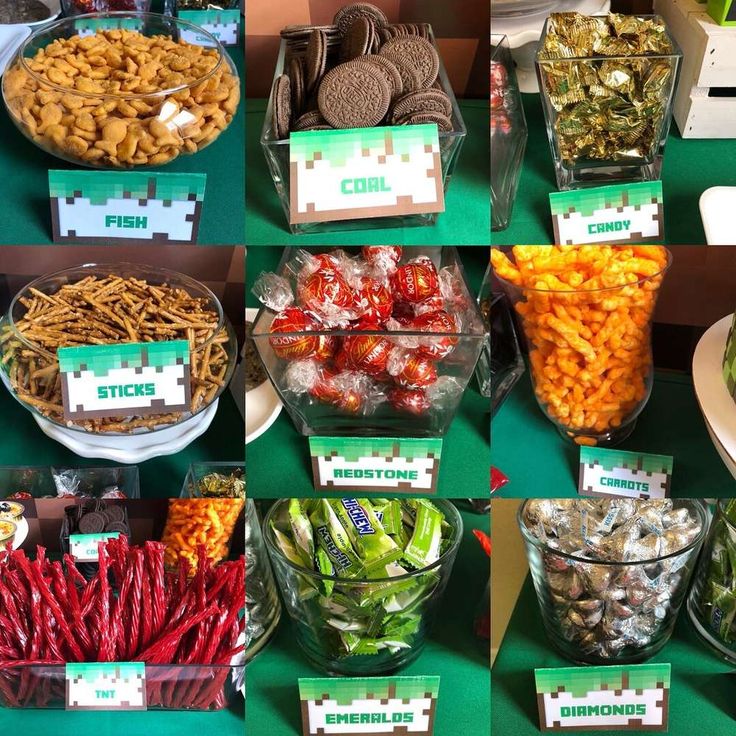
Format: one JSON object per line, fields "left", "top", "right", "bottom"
{"left": 538, "top": 12, "right": 675, "bottom": 165}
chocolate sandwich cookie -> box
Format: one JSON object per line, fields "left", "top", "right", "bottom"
{"left": 333, "top": 3, "right": 388, "bottom": 36}
{"left": 281, "top": 24, "right": 337, "bottom": 41}
{"left": 363, "top": 54, "right": 403, "bottom": 100}
{"left": 272, "top": 74, "right": 291, "bottom": 139}
{"left": 341, "top": 16, "right": 373, "bottom": 61}
{"left": 318, "top": 60, "right": 391, "bottom": 129}
{"left": 106, "top": 521, "right": 130, "bottom": 535}
{"left": 288, "top": 56, "right": 305, "bottom": 116}
{"left": 293, "top": 110, "right": 329, "bottom": 131}
{"left": 390, "top": 89, "right": 452, "bottom": 123}
{"left": 78, "top": 511, "right": 106, "bottom": 534}
{"left": 305, "top": 29, "right": 328, "bottom": 94}
{"left": 396, "top": 110, "right": 453, "bottom": 132}
{"left": 380, "top": 36, "right": 439, "bottom": 89}
{"left": 377, "top": 51, "right": 423, "bottom": 94}
{"left": 104, "top": 504, "right": 126, "bottom": 523}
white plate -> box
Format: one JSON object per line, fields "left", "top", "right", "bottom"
{"left": 700, "top": 187, "right": 736, "bottom": 245}
{"left": 245, "top": 307, "right": 282, "bottom": 445}
{"left": 692, "top": 315, "right": 736, "bottom": 479}
{"left": 32, "top": 399, "right": 220, "bottom": 463}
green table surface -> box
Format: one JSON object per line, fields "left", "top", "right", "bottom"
{"left": 245, "top": 246, "right": 490, "bottom": 499}
{"left": 491, "top": 369, "right": 735, "bottom": 498}
{"left": 245, "top": 99, "right": 490, "bottom": 246}
{"left": 493, "top": 576, "right": 736, "bottom": 735}
{"left": 493, "top": 93, "right": 736, "bottom": 246}
{"left": 0, "top": 384, "right": 244, "bottom": 498}
{"left": 246, "top": 505, "right": 490, "bottom": 736}
{"left": 0, "top": 12, "right": 245, "bottom": 247}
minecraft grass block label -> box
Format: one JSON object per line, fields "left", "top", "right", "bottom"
{"left": 66, "top": 663, "right": 147, "bottom": 711}
{"left": 58, "top": 341, "right": 191, "bottom": 422}
{"left": 70, "top": 532, "right": 121, "bottom": 562}
{"left": 49, "top": 171, "right": 206, "bottom": 244}
{"left": 550, "top": 182, "right": 664, "bottom": 245}
{"left": 309, "top": 438, "right": 442, "bottom": 494}
{"left": 299, "top": 676, "right": 439, "bottom": 736}
{"left": 578, "top": 447, "right": 673, "bottom": 500}
{"left": 535, "top": 664, "right": 670, "bottom": 731}
{"left": 178, "top": 9, "right": 241, "bottom": 46}
{"left": 289, "top": 125, "right": 445, "bottom": 224}
{"left": 74, "top": 17, "right": 143, "bottom": 37}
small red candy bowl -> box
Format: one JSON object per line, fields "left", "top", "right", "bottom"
{"left": 250, "top": 246, "right": 487, "bottom": 437}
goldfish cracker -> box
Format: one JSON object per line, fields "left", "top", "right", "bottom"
{"left": 492, "top": 245, "right": 670, "bottom": 445}
{"left": 161, "top": 498, "right": 244, "bottom": 573}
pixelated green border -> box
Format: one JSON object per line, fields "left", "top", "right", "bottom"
{"left": 535, "top": 664, "right": 671, "bottom": 697}
{"left": 309, "top": 437, "right": 443, "bottom": 462}
{"left": 58, "top": 340, "right": 190, "bottom": 376}
{"left": 549, "top": 181, "right": 663, "bottom": 217}
{"left": 580, "top": 447, "right": 673, "bottom": 475}
{"left": 299, "top": 676, "right": 440, "bottom": 704}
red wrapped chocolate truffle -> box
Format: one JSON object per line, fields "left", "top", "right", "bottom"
{"left": 359, "top": 277, "right": 393, "bottom": 323}
{"left": 412, "top": 310, "right": 459, "bottom": 360}
{"left": 391, "top": 260, "right": 439, "bottom": 303}
{"left": 299, "top": 269, "right": 355, "bottom": 317}
{"left": 269, "top": 307, "right": 320, "bottom": 359}
{"left": 394, "top": 353, "right": 437, "bottom": 389}
{"left": 340, "top": 328, "right": 392, "bottom": 377}
{"left": 362, "top": 246, "right": 402, "bottom": 270}
{"left": 388, "top": 387, "right": 430, "bottom": 416}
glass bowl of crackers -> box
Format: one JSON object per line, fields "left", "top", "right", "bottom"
{"left": 260, "top": 3, "right": 467, "bottom": 235}
{"left": 1, "top": 12, "right": 240, "bottom": 169}
{"left": 0, "top": 263, "right": 237, "bottom": 462}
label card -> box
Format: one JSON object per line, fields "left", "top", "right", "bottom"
{"left": 550, "top": 181, "right": 664, "bottom": 245}
{"left": 178, "top": 9, "right": 241, "bottom": 46}
{"left": 69, "top": 532, "right": 120, "bottom": 562}
{"left": 578, "top": 447, "right": 673, "bottom": 499}
{"left": 289, "top": 125, "right": 445, "bottom": 224}
{"left": 66, "top": 662, "right": 147, "bottom": 711}
{"left": 74, "top": 17, "right": 144, "bottom": 37}
{"left": 536, "top": 664, "right": 670, "bottom": 731}
{"left": 299, "top": 676, "right": 439, "bottom": 736}
{"left": 49, "top": 171, "right": 206, "bottom": 245}
{"left": 309, "top": 437, "right": 442, "bottom": 494}
{"left": 58, "top": 341, "right": 191, "bottom": 422}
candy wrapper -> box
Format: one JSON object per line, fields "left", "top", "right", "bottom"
{"left": 265, "top": 498, "right": 461, "bottom": 674}
{"left": 491, "top": 467, "right": 509, "bottom": 494}
{"left": 537, "top": 13, "right": 677, "bottom": 166}
{"left": 473, "top": 530, "right": 491, "bottom": 640}
{"left": 520, "top": 498, "right": 706, "bottom": 663}
{"left": 251, "top": 247, "right": 485, "bottom": 436}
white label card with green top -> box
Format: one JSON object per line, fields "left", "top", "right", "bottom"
{"left": 578, "top": 447, "right": 673, "bottom": 499}
{"left": 309, "top": 438, "right": 442, "bottom": 494}
{"left": 74, "top": 17, "right": 144, "bottom": 37}
{"left": 49, "top": 171, "right": 206, "bottom": 245}
{"left": 550, "top": 181, "right": 664, "bottom": 245}
{"left": 70, "top": 532, "right": 120, "bottom": 562}
{"left": 289, "top": 125, "right": 445, "bottom": 224}
{"left": 178, "top": 9, "right": 240, "bottom": 46}
{"left": 299, "top": 676, "right": 439, "bottom": 736}
{"left": 66, "top": 662, "right": 147, "bottom": 711}
{"left": 58, "top": 340, "right": 191, "bottom": 422}
{"left": 535, "top": 664, "right": 670, "bottom": 731}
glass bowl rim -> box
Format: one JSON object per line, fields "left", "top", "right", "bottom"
{"left": 493, "top": 246, "right": 672, "bottom": 295}
{"left": 263, "top": 497, "right": 464, "bottom": 584}
{"left": 517, "top": 498, "right": 708, "bottom": 567}
{"left": 15, "top": 11, "right": 231, "bottom": 101}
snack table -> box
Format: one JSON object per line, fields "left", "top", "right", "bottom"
{"left": 245, "top": 245, "right": 490, "bottom": 499}
{"left": 493, "top": 576, "right": 736, "bottom": 736}
{"left": 0, "top": 387, "right": 244, "bottom": 498}
{"left": 247, "top": 505, "right": 490, "bottom": 735}
{"left": 245, "top": 99, "right": 490, "bottom": 246}
{"left": 494, "top": 94, "right": 736, "bottom": 246}
{"left": 492, "top": 370, "right": 735, "bottom": 498}
{"left": 0, "top": 1, "right": 245, "bottom": 247}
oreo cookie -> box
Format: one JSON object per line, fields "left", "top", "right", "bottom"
{"left": 390, "top": 89, "right": 452, "bottom": 123}
{"left": 272, "top": 74, "right": 291, "bottom": 139}
{"left": 396, "top": 110, "right": 453, "bottom": 132}
{"left": 333, "top": 3, "right": 388, "bottom": 36}
{"left": 288, "top": 57, "right": 305, "bottom": 116}
{"left": 305, "top": 29, "right": 328, "bottom": 94}
{"left": 364, "top": 55, "right": 404, "bottom": 100}
{"left": 104, "top": 504, "right": 126, "bottom": 523}
{"left": 78, "top": 511, "right": 106, "bottom": 534}
{"left": 380, "top": 36, "right": 439, "bottom": 89}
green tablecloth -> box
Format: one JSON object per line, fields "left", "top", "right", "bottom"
{"left": 245, "top": 246, "right": 490, "bottom": 499}
{"left": 0, "top": 31, "right": 244, "bottom": 246}
{"left": 0, "top": 385, "right": 244, "bottom": 498}
{"left": 493, "top": 576, "right": 736, "bottom": 735}
{"left": 247, "top": 505, "right": 490, "bottom": 736}
{"left": 495, "top": 93, "right": 736, "bottom": 246}
{"left": 492, "top": 370, "right": 735, "bottom": 498}
{"left": 245, "top": 100, "right": 490, "bottom": 246}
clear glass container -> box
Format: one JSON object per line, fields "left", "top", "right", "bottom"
{"left": 688, "top": 499, "right": 736, "bottom": 665}
{"left": 180, "top": 461, "right": 245, "bottom": 499}
{"left": 519, "top": 498, "right": 707, "bottom": 665}
{"left": 245, "top": 498, "right": 281, "bottom": 663}
{"left": 495, "top": 248, "right": 671, "bottom": 446}
{"left": 263, "top": 498, "right": 463, "bottom": 676}
{"left": 0, "top": 263, "right": 237, "bottom": 437}
{"left": 260, "top": 30, "right": 467, "bottom": 235}
{"left": 0, "top": 466, "right": 55, "bottom": 498}
{"left": 2, "top": 12, "right": 240, "bottom": 169}
{"left": 535, "top": 15, "right": 681, "bottom": 190}
{"left": 51, "top": 465, "right": 140, "bottom": 498}
{"left": 61, "top": 1, "right": 152, "bottom": 14}
{"left": 250, "top": 247, "right": 486, "bottom": 437}
{"left": 491, "top": 35, "right": 527, "bottom": 231}
{"left": 0, "top": 663, "right": 242, "bottom": 710}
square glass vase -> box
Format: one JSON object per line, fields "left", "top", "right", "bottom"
{"left": 536, "top": 15, "right": 682, "bottom": 190}
{"left": 260, "top": 31, "right": 467, "bottom": 234}
{"left": 251, "top": 246, "right": 486, "bottom": 437}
